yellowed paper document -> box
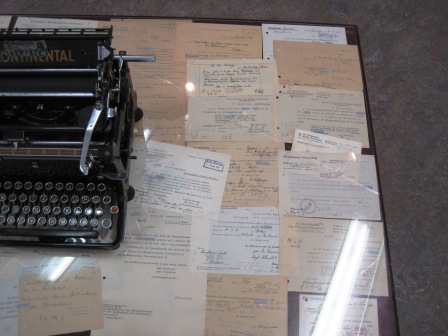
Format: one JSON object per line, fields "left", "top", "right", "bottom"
{"left": 291, "top": 129, "right": 362, "bottom": 154}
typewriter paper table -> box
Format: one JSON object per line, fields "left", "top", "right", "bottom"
{"left": 0, "top": 17, "right": 399, "bottom": 336}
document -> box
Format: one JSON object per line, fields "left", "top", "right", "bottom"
{"left": 174, "top": 22, "right": 262, "bottom": 66}
{"left": 187, "top": 142, "right": 283, "bottom": 207}
{"left": 0, "top": 16, "right": 11, "bottom": 27}
{"left": 186, "top": 59, "right": 278, "bottom": 97}
{"left": 189, "top": 206, "right": 280, "bottom": 275}
{"left": 205, "top": 274, "right": 288, "bottom": 336}
{"left": 274, "top": 85, "right": 369, "bottom": 147}
{"left": 132, "top": 140, "right": 230, "bottom": 220}
{"left": 94, "top": 207, "right": 207, "bottom": 336}
{"left": 15, "top": 16, "right": 103, "bottom": 28}
{"left": 299, "top": 294, "right": 379, "bottom": 336}
{"left": 279, "top": 152, "right": 381, "bottom": 220}
{"left": 18, "top": 268, "right": 103, "bottom": 336}
{"left": 281, "top": 217, "right": 389, "bottom": 296}
{"left": 262, "top": 23, "right": 347, "bottom": 59}
{"left": 274, "top": 40, "right": 363, "bottom": 91}
{"left": 291, "top": 129, "right": 362, "bottom": 154}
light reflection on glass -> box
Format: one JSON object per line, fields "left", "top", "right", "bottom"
{"left": 46, "top": 256, "right": 75, "bottom": 282}
{"left": 185, "top": 82, "right": 195, "bottom": 92}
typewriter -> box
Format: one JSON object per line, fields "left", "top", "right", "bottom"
{"left": 0, "top": 28, "right": 155, "bottom": 249}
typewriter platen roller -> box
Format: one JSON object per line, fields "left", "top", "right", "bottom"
{"left": 0, "top": 28, "right": 155, "bottom": 249}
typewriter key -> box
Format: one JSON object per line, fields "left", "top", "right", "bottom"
{"left": 1, "top": 205, "right": 10, "bottom": 213}
{"left": 37, "top": 217, "right": 46, "bottom": 226}
{"left": 53, "top": 207, "right": 61, "bottom": 215}
{"left": 50, "top": 195, "right": 58, "bottom": 203}
{"left": 48, "top": 217, "right": 57, "bottom": 226}
{"left": 24, "top": 182, "right": 33, "bottom": 190}
{"left": 59, "top": 218, "right": 67, "bottom": 226}
{"left": 32, "top": 206, "right": 40, "bottom": 215}
{"left": 76, "top": 183, "right": 84, "bottom": 191}
{"left": 95, "top": 207, "right": 103, "bottom": 216}
{"left": 35, "top": 182, "right": 43, "bottom": 191}
{"left": 103, "top": 196, "right": 111, "bottom": 204}
{"left": 17, "top": 216, "right": 26, "bottom": 225}
{"left": 90, "top": 218, "right": 99, "bottom": 227}
{"left": 69, "top": 218, "right": 77, "bottom": 226}
{"left": 43, "top": 206, "right": 51, "bottom": 215}
{"left": 22, "top": 206, "right": 31, "bottom": 214}
{"left": 7, "top": 216, "right": 15, "bottom": 225}
{"left": 74, "top": 207, "right": 82, "bottom": 216}
{"left": 79, "top": 218, "right": 88, "bottom": 227}
{"left": 97, "top": 183, "right": 106, "bottom": 192}
{"left": 29, "top": 194, "right": 38, "bottom": 202}
{"left": 28, "top": 217, "right": 36, "bottom": 225}
{"left": 55, "top": 182, "right": 64, "bottom": 191}
{"left": 0, "top": 194, "right": 6, "bottom": 202}
{"left": 85, "top": 207, "right": 93, "bottom": 216}
{"left": 92, "top": 196, "right": 101, "bottom": 204}
{"left": 0, "top": 216, "right": 5, "bottom": 224}
{"left": 3, "top": 181, "right": 12, "bottom": 190}
{"left": 66, "top": 183, "right": 74, "bottom": 191}
{"left": 81, "top": 195, "right": 90, "bottom": 204}
{"left": 12, "top": 205, "right": 20, "bottom": 214}
{"left": 39, "top": 194, "right": 48, "bottom": 203}
{"left": 19, "top": 194, "right": 28, "bottom": 202}
{"left": 8, "top": 194, "right": 17, "bottom": 202}
{"left": 87, "top": 183, "right": 95, "bottom": 191}
{"left": 63, "top": 207, "right": 71, "bottom": 215}
{"left": 110, "top": 206, "right": 119, "bottom": 214}
{"left": 14, "top": 182, "right": 23, "bottom": 190}
{"left": 60, "top": 195, "right": 69, "bottom": 203}
{"left": 71, "top": 195, "right": 79, "bottom": 204}
{"left": 45, "top": 182, "right": 54, "bottom": 191}
{"left": 102, "top": 218, "right": 112, "bottom": 229}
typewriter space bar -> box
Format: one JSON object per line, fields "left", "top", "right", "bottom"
{"left": 0, "top": 229, "right": 99, "bottom": 239}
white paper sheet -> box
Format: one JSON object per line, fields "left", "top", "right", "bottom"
{"left": 189, "top": 206, "right": 279, "bottom": 275}
{"left": 279, "top": 152, "right": 381, "bottom": 220}
{"left": 262, "top": 23, "right": 347, "bottom": 59}
{"left": 132, "top": 140, "right": 230, "bottom": 220}
{"left": 291, "top": 129, "right": 362, "bottom": 154}
{"left": 0, "top": 16, "right": 11, "bottom": 27}
{"left": 15, "top": 17, "right": 103, "bottom": 29}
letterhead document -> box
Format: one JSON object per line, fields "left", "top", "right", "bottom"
{"left": 274, "top": 85, "right": 369, "bottom": 147}
{"left": 299, "top": 294, "right": 379, "bottom": 336}
{"left": 281, "top": 217, "right": 389, "bottom": 296}
{"left": 187, "top": 142, "right": 283, "bottom": 207}
{"left": 189, "top": 206, "right": 279, "bottom": 275}
{"left": 262, "top": 23, "right": 347, "bottom": 59}
{"left": 291, "top": 129, "right": 362, "bottom": 154}
{"left": 279, "top": 152, "right": 381, "bottom": 220}
{"left": 273, "top": 40, "right": 363, "bottom": 91}
{"left": 206, "top": 274, "right": 288, "bottom": 336}
{"left": 132, "top": 140, "right": 230, "bottom": 220}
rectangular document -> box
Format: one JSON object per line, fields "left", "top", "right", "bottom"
{"left": 291, "top": 129, "right": 362, "bottom": 154}
{"left": 187, "top": 142, "right": 283, "bottom": 207}
{"left": 279, "top": 152, "right": 381, "bottom": 220}
{"left": 132, "top": 140, "right": 230, "bottom": 220}
{"left": 281, "top": 217, "right": 389, "bottom": 296}
{"left": 262, "top": 23, "right": 347, "bottom": 59}
{"left": 274, "top": 85, "right": 369, "bottom": 146}
{"left": 274, "top": 40, "right": 363, "bottom": 91}
{"left": 299, "top": 294, "right": 379, "bottom": 336}
{"left": 15, "top": 16, "right": 103, "bottom": 28}
{"left": 190, "top": 207, "right": 279, "bottom": 275}
{"left": 0, "top": 16, "right": 10, "bottom": 27}
{"left": 206, "top": 274, "right": 288, "bottom": 336}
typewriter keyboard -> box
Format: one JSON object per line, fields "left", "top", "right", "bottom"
{"left": 0, "top": 180, "right": 122, "bottom": 246}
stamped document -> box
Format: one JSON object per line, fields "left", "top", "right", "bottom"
{"left": 189, "top": 206, "right": 280, "bottom": 275}
{"left": 15, "top": 16, "right": 103, "bottom": 28}
{"left": 299, "top": 294, "right": 379, "bottom": 336}
{"left": 274, "top": 40, "right": 363, "bottom": 91}
{"left": 279, "top": 152, "right": 381, "bottom": 220}
{"left": 292, "top": 129, "right": 362, "bottom": 154}
{"left": 205, "top": 273, "right": 288, "bottom": 336}
{"left": 187, "top": 142, "right": 283, "bottom": 207}
{"left": 281, "top": 217, "right": 389, "bottom": 296}
{"left": 132, "top": 140, "right": 230, "bottom": 220}
{"left": 274, "top": 85, "right": 369, "bottom": 147}
{"left": 262, "top": 23, "right": 347, "bottom": 59}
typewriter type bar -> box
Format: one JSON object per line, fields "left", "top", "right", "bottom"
{"left": 0, "top": 28, "right": 155, "bottom": 249}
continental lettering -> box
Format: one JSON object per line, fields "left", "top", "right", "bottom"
{"left": 0, "top": 49, "right": 76, "bottom": 63}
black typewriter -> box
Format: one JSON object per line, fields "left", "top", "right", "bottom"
{"left": 0, "top": 28, "right": 155, "bottom": 249}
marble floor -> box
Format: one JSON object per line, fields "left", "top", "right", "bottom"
{"left": 1, "top": 1, "right": 447, "bottom": 335}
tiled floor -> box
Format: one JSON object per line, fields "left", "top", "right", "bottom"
{"left": 1, "top": 1, "right": 447, "bottom": 335}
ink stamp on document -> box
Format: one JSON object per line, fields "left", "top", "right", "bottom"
{"left": 203, "top": 159, "right": 225, "bottom": 172}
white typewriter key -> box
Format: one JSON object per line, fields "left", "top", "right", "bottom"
{"left": 24, "top": 182, "right": 33, "bottom": 190}
{"left": 60, "top": 195, "right": 69, "bottom": 203}
{"left": 19, "top": 194, "right": 28, "bottom": 202}
{"left": 48, "top": 217, "right": 57, "bottom": 226}
{"left": 87, "top": 183, "right": 95, "bottom": 191}
{"left": 29, "top": 194, "right": 38, "bottom": 202}
{"left": 69, "top": 218, "right": 77, "bottom": 226}
{"left": 74, "top": 207, "right": 83, "bottom": 216}
{"left": 22, "top": 206, "right": 31, "bottom": 214}
{"left": 55, "top": 182, "right": 64, "bottom": 191}
{"left": 14, "top": 182, "right": 23, "bottom": 190}
{"left": 90, "top": 218, "right": 99, "bottom": 227}
{"left": 17, "top": 216, "right": 26, "bottom": 225}
{"left": 71, "top": 195, "right": 79, "bottom": 204}
{"left": 45, "top": 182, "right": 53, "bottom": 191}
{"left": 1, "top": 205, "right": 10, "bottom": 213}
{"left": 35, "top": 182, "right": 43, "bottom": 191}
{"left": 7, "top": 216, "right": 15, "bottom": 225}
{"left": 32, "top": 206, "right": 40, "bottom": 215}
{"left": 79, "top": 218, "right": 88, "bottom": 227}
{"left": 95, "top": 207, "right": 103, "bottom": 216}
{"left": 50, "top": 195, "right": 58, "bottom": 203}
{"left": 103, "top": 196, "right": 111, "bottom": 204}
{"left": 8, "top": 194, "right": 17, "bottom": 202}
{"left": 12, "top": 205, "right": 20, "bottom": 214}
{"left": 63, "top": 207, "right": 71, "bottom": 215}
{"left": 0, "top": 216, "right": 5, "bottom": 224}
{"left": 37, "top": 217, "right": 46, "bottom": 226}
{"left": 81, "top": 195, "right": 90, "bottom": 204}
{"left": 66, "top": 183, "right": 74, "bottom": 191}
{"left": 28, "top": 217, "right": 36, "bottom": 225}
{"left": 43, "top": 206, "right": 51, "bottom": 215}
{"left": 97, "top": 183, "right": 106, "bottom": 192}
{"left": 53, "top": 206, "right": 61, "bottom": 215}
{"left": 0, "top": 194, "right": 6, "bottom": 201}
{"left": 84, "top": 207, "right": 93, "bottom": 216}
{"left": 102, "top": 218, "right": 112, "bottom": 229}
{"left": 92, "top": 196, "right": 100, "bottom": 204}
{"left": 3, "top": 181, "right": 12, "bottom": 190}
{"left": 59, "top": 218, "right": 67, "bottom": 226}
{"left": 39, "top": 194, "right": 48, "bottom": 203}
{"left": 76, "top": 183, "right": 84, "bottom": 191}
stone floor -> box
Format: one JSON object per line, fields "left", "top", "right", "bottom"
{"left": 1, "top": 1, "right": 447, "bottom": 335}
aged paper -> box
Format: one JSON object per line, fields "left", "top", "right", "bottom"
{"left": 280, "top": 217, "right": 388, "bottom": 296}
{"left": 299, "top": 294, "right": 379, "bottom": 336}
{"left": 262, "top": 23, "right": 347, "bottom": 59}
{"left": 186, "top": 59, "right": 278, "bottom": 96}
{"left": 187, "top": 142, "right": 283, "bottom": 207}
{"left": 0, "top": 16, "right": 11, "bottom": 27}
{"left": 132, "top": 140, "right": 230, "bottom": 220}
{"left": 94, "top": 207, "right": 207, "bottom": 336}
{"left": 18, "top": 268, "right": 103, "bottom": 336}
{"left": 274, "top": 85, "right": 369, "bottom": 146}
{"left": 279, "top": 152, "right": 381, "bottom": 220}
{"left": 15, "top": 16, "right": 104, "bottom": 28}
{"left": 205, "top": 273, "right": 288, "bottom": 336}
{"left": 274, "top": 40, "right": 363, "bottom": 91}
{"left": 174, "top": 22, "right": 262, "bottom": 66}
{"left": 291, "top": 129, "right": 362, "bottom": 154}
{"left": 189, "top": 206, "right": 279, "bottom": 275}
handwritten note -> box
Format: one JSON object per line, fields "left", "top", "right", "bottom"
{"left": 274, "top": 40, "right": 363, "bottom": 91}
{"left": 205, "top": 273, "right": 288, "bottom": 336}
{"left": 292, "top": 129, "right": 362, "bottom": 154}
{"left": 18, "top": 268, "right": 103, "bottom": 336}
